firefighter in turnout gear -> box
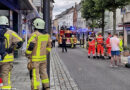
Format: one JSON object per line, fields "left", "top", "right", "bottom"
{"left": 106, "top": 33, "right": 112, "bottom": 59}
{"left": 25, "top": 18, "right": 51, "bottom": 90}
{"left": 88, "top": 32, "right": 96, "bottom": 59}
{"left": 96, "top": 33, "right": 104, "bottom": 59}
{"left": 71, "top": 35, "right": 75, "bottom": 48}
{"left": 0, "top": 16, "right": 23, "bottom": 90}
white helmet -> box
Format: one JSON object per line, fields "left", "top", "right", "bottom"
{"left": 32, "top": 18, "right": 45, "bottom": 29}
{"left": 0, "top": 16, "right": 9, "bottom": 26}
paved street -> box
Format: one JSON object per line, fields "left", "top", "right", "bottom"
{"left": 57, "top": 46, "right": 130, "bottom": 90}
{"left": 12, "top": 57, "right": 31, "bottom": 90}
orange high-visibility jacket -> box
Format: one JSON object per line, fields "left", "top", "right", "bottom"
{"left": 96, "top": 35, "right": 103, "bottom": 44}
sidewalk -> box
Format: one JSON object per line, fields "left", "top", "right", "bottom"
{"left": 12, "top": 57, "right": 31, "bottom": 90}
{"left": 11, "top": 48, "right": 79, "bottom": 90}
{"left": 50, "top": 48, "right": 80, "bottom": 90}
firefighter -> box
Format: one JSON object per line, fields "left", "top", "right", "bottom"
{"left": 71, "top": 35, "right": 75, "bottom": 48}
{"left": 25, "top": 18, "right": 51, "bottom": 90}
{"left": 106, "top": 33, "right": 112, "bottom": 59}
{"left": 0, "top": 16, "right": 23, "bottom": 90}
{"left": 88, "top": 32, "right": 96, "bottom": 58}
{"left": 96, "top": 33, "right": 104, "bottom": 59}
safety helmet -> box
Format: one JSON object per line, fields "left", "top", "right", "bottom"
{"left": 32, "top": 18, "right": 45, "bottom": 30}
{"left": 0, "top": 16, "right": 9, "bottom": 26}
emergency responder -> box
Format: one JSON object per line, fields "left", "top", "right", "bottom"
{"left": 96, "top": 33, "right": 104, "bottom": 59}
{"left": 106, "top": 33, "right": 112, "bottom": 59}
{"left": 119, "top": 35, "right": 123, "bottom": 65}
{"left": 25, "top": 18, "right": 51, "bottom": 90}
{"left": 0, "top": 16, "right": 23, "bottom": 90}
{"left": 87, "top": 32, "right": 96, "bottom": 58}
{"left": 71, "top": 35, "right": 75, "bottom": 48}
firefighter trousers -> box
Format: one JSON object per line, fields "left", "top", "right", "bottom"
{"left": 0, "top": 62, "right": 13, "bottom": 90}
{"left": 31, "top": 61, "right": 49, "bottom": 90}
{"left": 88, "top": 46, "right": 95, "bottom": 56}
{"left": 97, "top": 44, "right": 104, "bottom": 56}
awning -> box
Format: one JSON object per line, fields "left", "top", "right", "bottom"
{"left": 118, "top": 24, "right": 130, "bottom": 27}
{"left": 0, "top": 0, "right": 34, "bottom": 11}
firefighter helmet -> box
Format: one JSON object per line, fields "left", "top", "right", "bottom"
{"left": 32, "top": 18, "right": 45, "bottom": 29}
{"left": 0, "top": 16, "right": 9, "bottom": 26}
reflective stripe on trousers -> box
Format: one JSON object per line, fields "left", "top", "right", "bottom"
{"left": 0, "top": 72, "right": 11, "bottom": 90}
{"left": 33, "top": 69, "right": 40, "bottom": 89}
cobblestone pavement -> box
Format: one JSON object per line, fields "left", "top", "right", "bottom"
{"left": 11, "top": 48, "right": 79, "bottom": 90}
{"left": 50, "top": 48, "right": 80, "bottom": 90}
{"left": 12, "top": 57, "right": 31, "bottom": 90}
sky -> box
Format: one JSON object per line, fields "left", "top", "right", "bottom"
{"left": 53, "top": 0, "right": 81, "bottom": 19}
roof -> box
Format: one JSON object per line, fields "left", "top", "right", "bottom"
{"left": 55, "top": 6, "right": 74, "bottom": 19}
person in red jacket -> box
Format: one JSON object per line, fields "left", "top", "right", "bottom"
{"left": 88, "top": 32, "right": 96, "bottom": 59}
{"left": 106, "top": 33, "right": 112, "bottom": 59}
{"left": 96, "top": 33, "right": 104, "bottom": 59}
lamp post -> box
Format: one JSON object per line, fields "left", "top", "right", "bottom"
{"left": 43, "top": 0, "right": 51, "bottom": 78}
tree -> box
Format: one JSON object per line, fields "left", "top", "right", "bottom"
{"left": 105, "top": 0, "right": 130, "bottom": 34}
{"left": 94, "top": 0, "right": 107, "bottom": 35}
{"left": 82, "top": 0, "right": 101, "bottom": 31}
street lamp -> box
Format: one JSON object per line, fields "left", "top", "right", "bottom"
{"left": 43, "top": 0, "right": 51, "bottom": 80}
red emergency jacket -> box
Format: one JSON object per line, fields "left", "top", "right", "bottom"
{"left": 106, "top": 35, "right": 111, "bottom": 47}
{"left": 96, "top": 35, "right": 103, "bottom": 44}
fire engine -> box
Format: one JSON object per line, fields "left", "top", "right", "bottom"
{"left": 58, "top": 28, "right": 77, "bottom": 47}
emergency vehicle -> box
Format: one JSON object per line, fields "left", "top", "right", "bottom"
{"left": 58, "top": 29, "right": 77, "bottom": 47}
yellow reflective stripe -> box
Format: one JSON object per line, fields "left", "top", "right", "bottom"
{"left": 36, "top": 36, "right": 41, "bottom": 57}
{"left": 0, "top": 54, "right": 14, "bottom": 62}
{"left": 12, "top": 32, "right": 22, "bottom": 41}
{"left": 32, "top": 55, "right": 47, "bottom": 61}
{"left": 8, "top": 72, "right": 11, "bottom": 85}
{"left": 26, "top": 50, "right": 32, "bottom": 54}
{"left": 38, "top": 35, "right": 49, "bottom": 41}
{"left": 0, "top": 59, "right": 13, "bottom": 62}
{"left": 46, "top": 48, "right": 51, "bottom": 52}
{"left": 4, "top": 33, "right": 10, "bottom": 48}
{"left": 32, "top": 58, "right": 47, "bottom": 62}
{"left": 32, "top": 55, "right": 46, "bottom": 58}
{"left": 1, "top": 85, "right": 11, "bottom": 89}
{"left": 33, "top": 69, "right": 40, "bottom": 89}
{"left": 42, "top": 79, "right": 49, "bottom": 84}
{"left": 28, "top": 34, "right": 37, "bottom": 44}
{"left": 36, "top": 35, "right": 49, "bottom": 57}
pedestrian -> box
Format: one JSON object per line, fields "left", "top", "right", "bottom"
{"left": 51, "top": 34, "right": 56, "bottom": 48}
{"left": 87, "top": 32, "right": 96, "bottom": 59}
{"left": 25, "top": 18, "right": 51, "bottom": 90}
{"left": 96, "top": 33, "right": 105, "bottom": 59}
{"left": 62, "top": 35, "right": 67, "bottom": 52}
{"left": 106, "top": 33, "right": 112, "bottom": 59}
{"left": 0, "top": 16, "right": 23, "bottom": 89}
{"left": 119, "top": 35, "right": 123, "bottom": 66}
{"left": 110, "top": 33, "right": 120, "bottom": 67}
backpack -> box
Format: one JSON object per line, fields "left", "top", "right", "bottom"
{"left": 0, "top": 28, "right": 8, "bottom": 61}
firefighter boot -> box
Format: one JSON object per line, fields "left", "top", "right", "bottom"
{"left": 93, "top": 56, "right": 96, "bottom": 59}
{"left": 96, "top": 56, "right": 99, "bottom": 59}
{"left": 88, "top": 56, "right": 90, "bottom": 58}
{"left": 102, "top": 56, "right": 105, "bottom": 59}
